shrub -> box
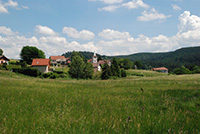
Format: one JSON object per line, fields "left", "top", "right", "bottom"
{"left": 173, "top": 66, "right": 191, "bottom": 75}
{"left": 13, "top": 68, "right": 41, "bottom": 77}
{"left": 6, "top": 65, "right": 21, "bottom": 70}
{"left": 121, "top": 68, "right": 127, "bottom": 77}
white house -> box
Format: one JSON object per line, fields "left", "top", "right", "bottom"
{"left": 31, "top": 59, "right": 51, "bottom": 73}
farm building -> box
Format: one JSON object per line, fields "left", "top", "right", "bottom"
{"left": 151, "top": 67, "right": 168, "bottom": 73}
{"left": 31, "top": 59, "right": 51, "bottom": 73}
{"left": 50, "top": 56, "right": 70, "bottom": 66}
{"left": 0, "top": 55, "right": 10, "bottom": 65}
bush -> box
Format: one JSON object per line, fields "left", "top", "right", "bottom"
{"left": 121, "top": 68, "right": 127, "bottom": 77}
{"left": 13, "top": 68, "right": 41, "bottom": 77}
{"left": 6, "top": 65, "right": 21, "bottom": 70}
{"left": 173, "top": 66, "right": 191, "bottom": 75}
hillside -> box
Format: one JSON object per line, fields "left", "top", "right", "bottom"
{"left": 62, "top": 46, "right": 200, "bottom": 70}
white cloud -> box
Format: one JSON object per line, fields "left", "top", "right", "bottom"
{"left": 4, "top": 0, "right": 18, "bottom": 7}
{"left": 63, "top": 27, "right": 95, "bottom": 40}
{"left": 0, "top": 26, "right": 16, "bottom": 35}
{"left": 122, "top": 0, "right": 149, "bottom": 9}
{"left": 137, "top": 8, "right": 171, "bottom": 22}
{"left": 171, "top": 4, "right": 181, "bottom": 10}
{"left": 98, "top": 5, "right": 119, "bottom": 12}
{"left": 0, "top": 0, "right": 19, "bottom": 13}
{"left": 178, "top": 11, "right": 200, "bottom": 33}
{"left": 98, "top": 29, "right": 131, "bottom": 40}
{"left": 88, "top": 0, "right": 123, "bottom": 4}
{"left": 35, "top": 25, "right": 57, "bottom": 36}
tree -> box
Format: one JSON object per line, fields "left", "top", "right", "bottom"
{"left": 134, "top": 60, "right": 143, "bottom": 69}
{"left": 70, "top": 51, "right": 87, "bottom": 63}
{"left": 173, "top": 66, "right": 191, "bottom": 75}
{"left": 121, "top": 68, "right": 127, "bottom": 77}
{"left": 83, "top": 62, "right": 94, "bottom": 79}
{"left": 111, "top": 58, "right": 121, "bottom": 77}
{"left": 20, "top": 46, "right": 45, "bottom": 64}
{"left": 68, "top": 55, "right": 85, "bottom": 79}
{"left": 119, "top": 58, "right": 133, "bottom": 70}
{"left": 0, "top": 48, "right": 3, "bottom": 55}
{"left": 101, "top": 62, "right": 111, "bottom": 80}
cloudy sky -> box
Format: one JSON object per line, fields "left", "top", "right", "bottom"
{"left": 0, "top": 0, "right": 200, "bottom": 58}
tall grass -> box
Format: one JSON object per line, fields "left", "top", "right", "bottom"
{"left": 0, "top": 70, "right": 199, "bottom": 133}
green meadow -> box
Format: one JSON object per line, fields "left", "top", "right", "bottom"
{"left": 0, "top": 70, "right": 199, "bottom": 133}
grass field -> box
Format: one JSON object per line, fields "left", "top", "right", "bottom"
{"left": 0, "top": 70, "right": 200, "bottom": 133}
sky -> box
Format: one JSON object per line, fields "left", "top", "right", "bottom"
{"left": 0, "top": 0, "right": 200, "bottom": 58}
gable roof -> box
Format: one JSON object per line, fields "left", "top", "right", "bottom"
{"left": 50, "top": 56, "right": 66, "bottom": 61}
{"left": 31, "top": 59, "right": 50, "bottom": 66}
{"left": 0, "top": 55, "right": 10, "bottom": 61}
{"left": 152, "top": 67, "right": 168, "bottom": 71}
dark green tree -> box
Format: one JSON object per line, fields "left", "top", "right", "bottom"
{"left": 101, "top": 62, "right": 111, "bottom": 80}
{"left": 20, "top": 46, "right": 45, "bottom": 64}
{"left": 0, "top": 48, "right": 3, "bottom": 55}
{"left": 111, "top": 58, "right": 121, "bottom": 77}
{"left": 120, "top": 58, "right": 133, "bottom": 70}
{"left": 70, "top": 51, "right": 87, "bottom": 63}
{"left": 83, "top": 62, "right": 94, "bottom": 79}
{"left": 134, "top": 60, "right": 143, "bottom": 69}
{"left": 121, "top": 68, "right": 127, "bottom": 77}
{"left": 173, "top": 66, "right": 191, "bottom": 75}
{"left": 68, "top": 55, "right": 85, "bottom": 79}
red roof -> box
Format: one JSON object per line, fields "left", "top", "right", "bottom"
{"left": 87, "top": 59, "right": 93, "bottom": 63}
{"left": 152, "top": 67, "right": 168, "bottom": 71}
{"left": 31, "top": 59, "right": 50, "bottom": 66}
{"left": 98, "top": 60, "right": 111, "bottom": 65}
{"left": 50, "top": 56, "right": 66, "bottom": 60}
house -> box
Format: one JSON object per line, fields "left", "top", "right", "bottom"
{"left": 49, "top": 56, "right": 70, "bottom": 66}
{"left": 0, "top": 55, "right": 10, "bottom": 65}
{"left": 151, "top": 67, "right": 168, "bottom": 73}
{"left": 31, "top": 59, "right": 51, "bottom": 73}
{"left": 88, "top": 53, "right": 111, "bottom": 72}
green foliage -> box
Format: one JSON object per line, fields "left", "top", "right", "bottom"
{"left": 192, "top": 66, "right": 200, "bottom": 74}
{"left": 69, "top": 52, "right": 94, "bottom": 79}
{"left": 120, "top": 68, "right": 127, "bottom": 77}
{"left": 69, "top": 55, "right": 85, "bottom": 79}
{"left": 6, "top": 65, "right": 21, "bottom": 70}
{"left": 118, "top": 58, "right": 133, "bottom": 70}
{"left": 111, "top": 58, "right": 121, "bottom": 77}
{"left": 20, "top": 46, "right": 45, "bottom": 64}
{"left": 83, "top": 62, "right": 94, "bottom": 79}
{"left": 173, "top": 66, "right": 191, "bottom": 75}
{"left": 134, "top": 60, "right": 143, "bottom": 69}
{"left": 101, "top": 62, "right": 111, "bottom": 80}
{"left": 0, "top": 48, "right": 3, "bottom": 55}
{"left": 13, "top": 68, "right": 41, "bottom": 77}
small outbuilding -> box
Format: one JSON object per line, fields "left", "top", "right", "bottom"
{"left": 31, "top": 59, "right": 51, "bottom": 73}
{"left": 0, "top": 55, "right": 10, "bottom": 65}
{"left": 151, "top": 67, "right": 168, "bottom": 73}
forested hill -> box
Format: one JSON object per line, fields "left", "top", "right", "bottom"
{"left": 113, "top": 46, "right": 200, "bottom": 70}
{"left": 62, "top": 46, "right": 200, "bottom": 70}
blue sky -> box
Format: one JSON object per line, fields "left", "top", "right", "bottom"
{"left": 0, "top": 0, "right": 200, "bottom": 58}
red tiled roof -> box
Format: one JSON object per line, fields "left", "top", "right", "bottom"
{"left": 87, "top": 59, "right": 93, "bottom": 63}
{"left": 31, "top": 59, "right": 50, "bottom": 66}
{"left": 152, "top": 67, "right": 168, "bottom": 71}
{"left": 98, "top": 60, "right": 111, "bottom": 65}
{"left": 50, "top": 56, "right": 66, "bottom": 60}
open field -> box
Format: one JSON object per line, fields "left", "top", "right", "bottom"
{"left": 0, "top": 70, "right": 200, "bottom": 133}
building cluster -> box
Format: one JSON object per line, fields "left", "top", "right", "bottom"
{"left": 0, "top": 54, "right": 169, "bottom": 74}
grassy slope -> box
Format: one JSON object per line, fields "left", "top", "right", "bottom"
{"left": 0, "top": 70, "right": 200, "bottom": 133}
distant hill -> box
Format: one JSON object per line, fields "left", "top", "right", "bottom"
{"left": 62, "top": 46, "right": 200, "bottom": 70}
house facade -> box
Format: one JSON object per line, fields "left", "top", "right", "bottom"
{"left": 31, "top": 59, "right": 51, "bottom": 73}
{"left": 151, "top": 67, "right": 168, "bottom": 73}
{"left": 88, "top": 53, "right": 111, "bottom": 72}
{"left": 49, "top": 56, "right": 70, "bottom": 66}
{"left": 0, "top": 55, "right": 10, "bottom": 65}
